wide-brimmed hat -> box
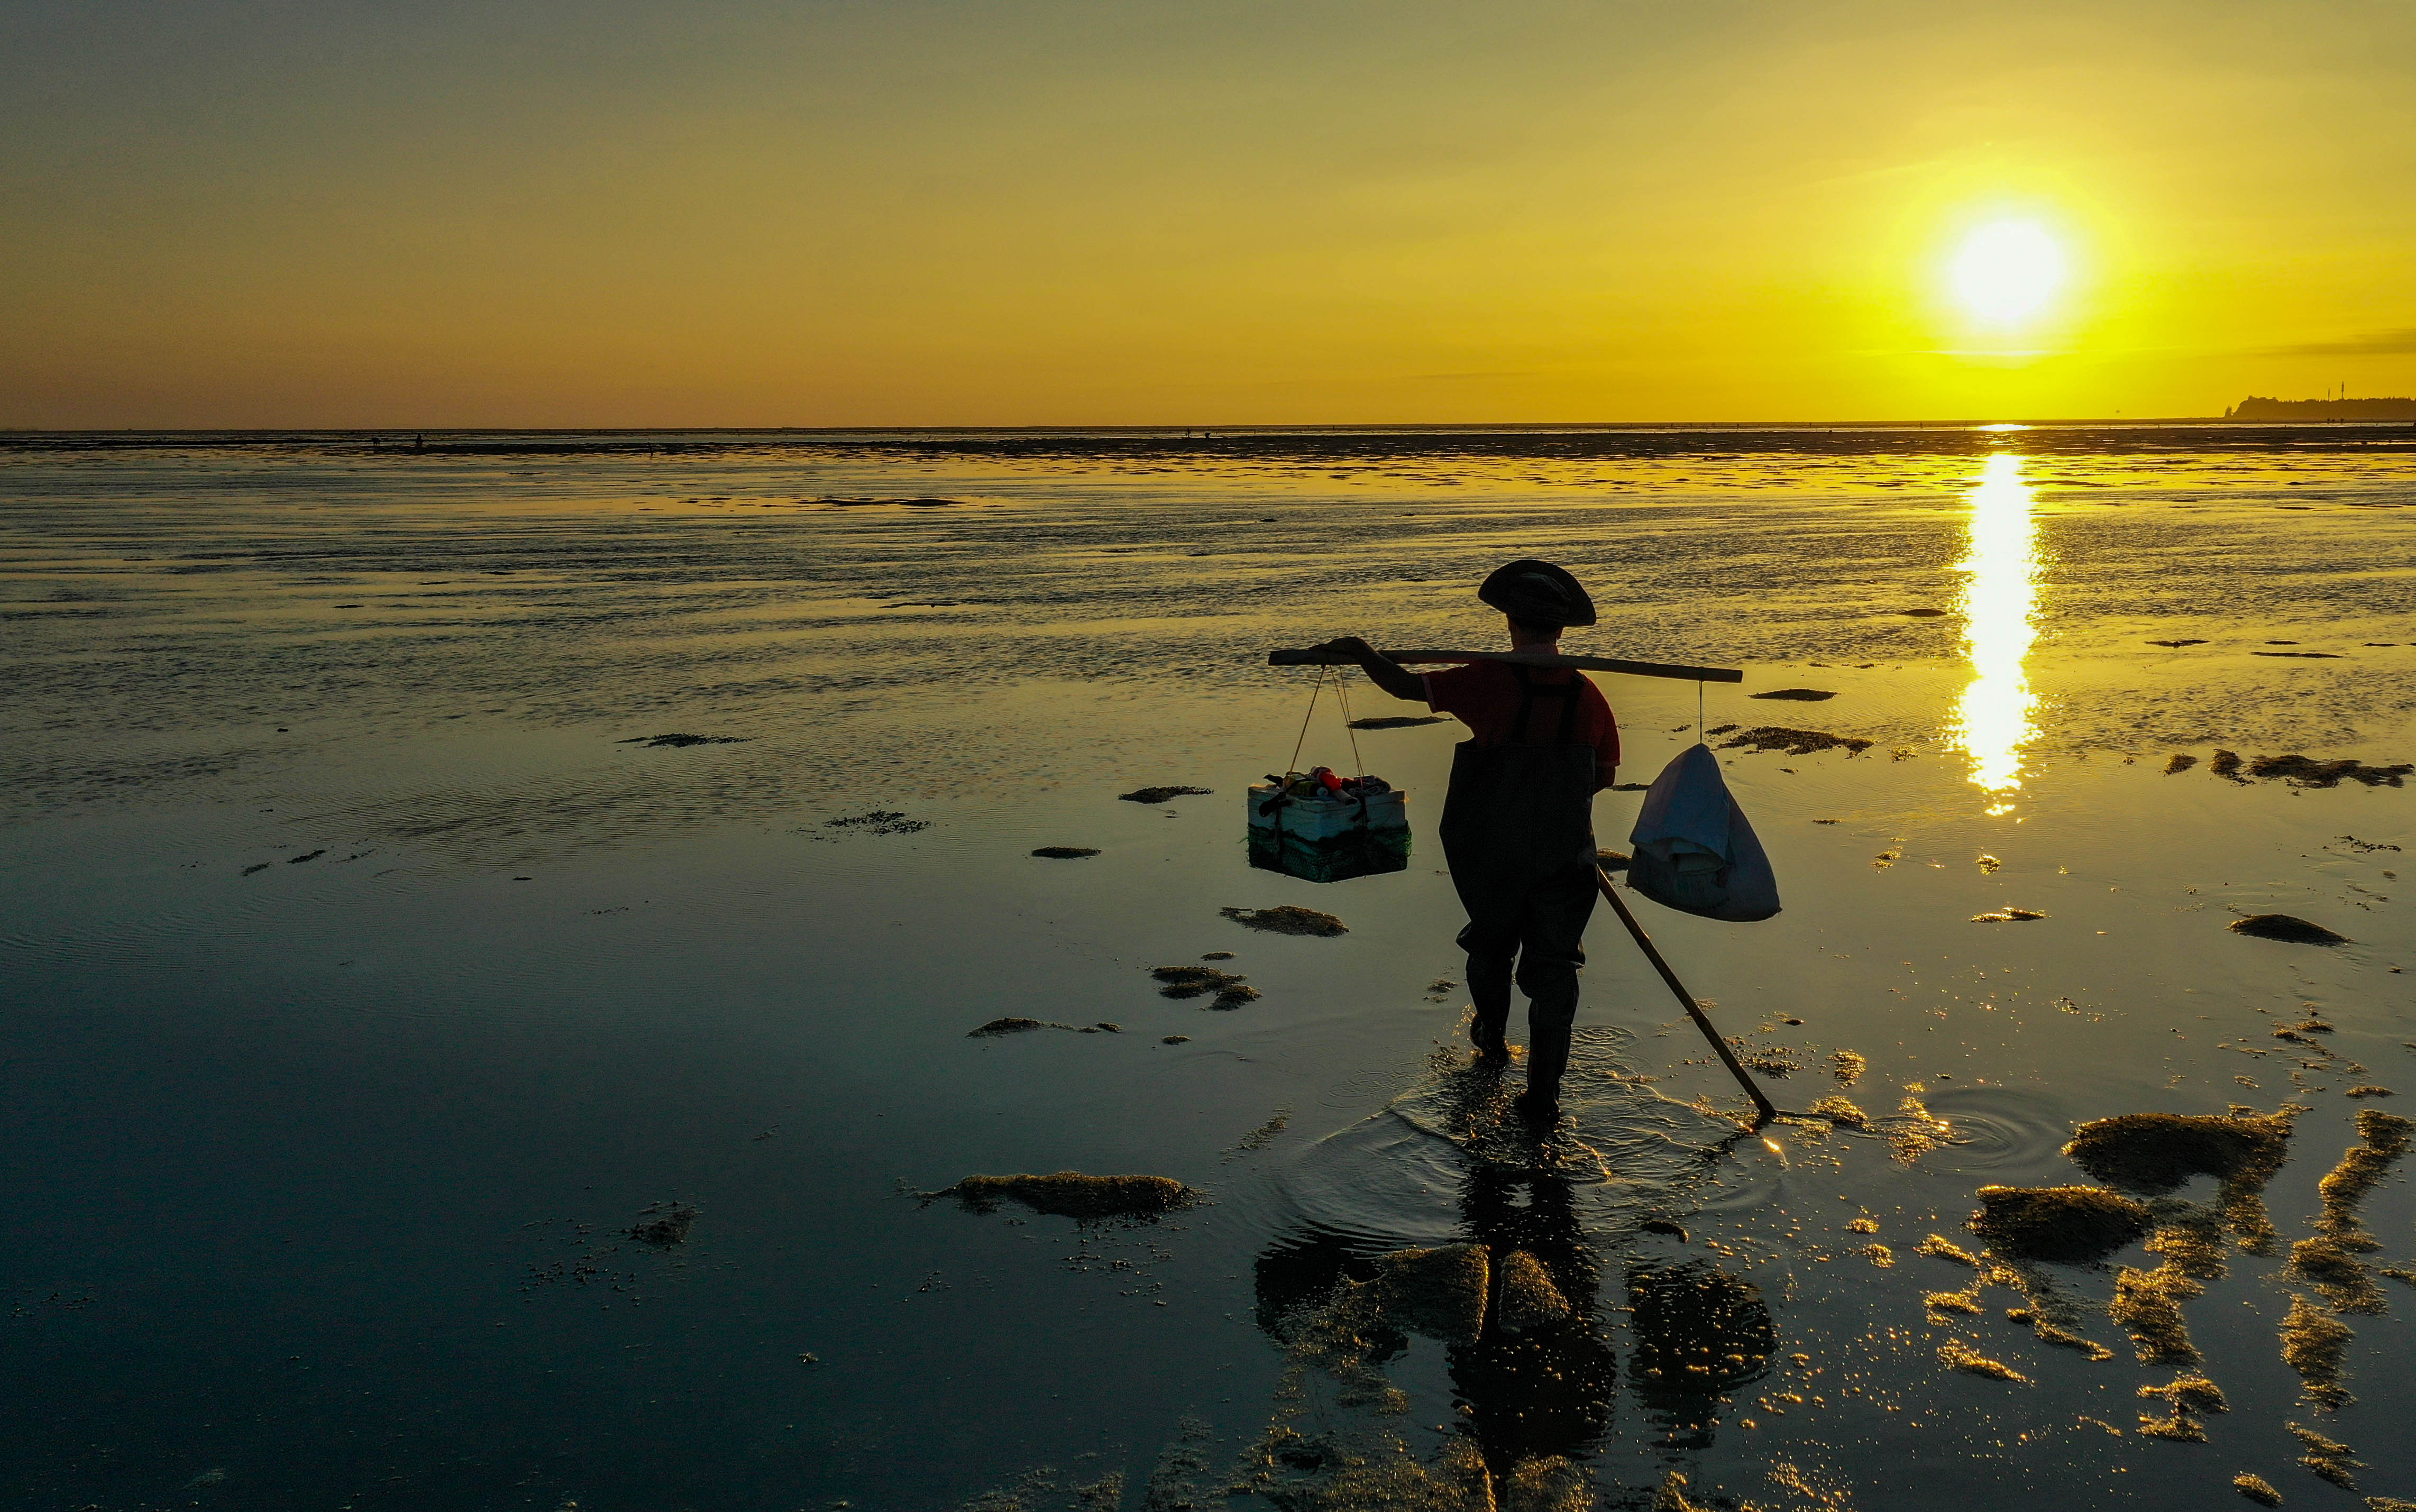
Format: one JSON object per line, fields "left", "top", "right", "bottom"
{"left": 1478, "top": 558, "right": 1596, "bottom": 627}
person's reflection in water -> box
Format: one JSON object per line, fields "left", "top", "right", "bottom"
{"left": 1448, "top": 1167, "right": 1616, "bottom": 1481}
{"left": 1625, "top": 1252, "right": 1777, "bottom": 1452}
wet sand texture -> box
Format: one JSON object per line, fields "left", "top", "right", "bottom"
{"left": 1119, "top": 785, "right": 1213, "bottom": 803}
{"left": 1968, "top": 1185, "right": 2151, "bottom": 1263}
{"left": 2230, "top": 914, "right": 2351, "bottom": 944}
{"left": 1222, "top": 905, "right": 1348, "bottom": 937}
{"left": 930, "top": 1172, "right": 1201, "bottom": 1222}
{"left": 1717, "top": 727, "right": 1874, "bottom": 756}
{"left": 1030, "top": 846, "right": 1100, "bottom": 858}
{"left": 1747, "top": 688, "right": 1837, "bottom": 701}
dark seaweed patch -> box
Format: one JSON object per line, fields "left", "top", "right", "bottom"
{"left": 2246, "top": 754, "right": 2412, "bottom": 787}
{"left": 1120, "top": 785, "right": 1213, "bottom": 803}
{"left": 619, "top": 733, "right": 749, "bottom": 748}
{"left": 1718, "top": 727, "right": 1875, "bottom": 756}
{"left": 1030, "top": 846, "right": 1100, "bottom": 858}
{"left": 1749, "top": 688, "right": 1837, "bottom": 701}
{"left": 1969, "top": 1186, "right": 2150, "bottom": 1264}
{"left": 929, "top": 1171, "right": 1201, "bottom": 1222}
{"left": 2229, "top": 914, "right": 2349, "bottom": 945}
{"left": 823, "top": 811, "right": 930, "bottom": 836}
{"left": 1221, "top": 905, "right": 1347, "bottom": 937}
{"left": 624, "top": 1203, "right": 699, "bottom": 1247}
{"left": 2065, "top": 1111, "right": 2296, "bottom": 1196}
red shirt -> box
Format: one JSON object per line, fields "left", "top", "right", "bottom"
{"left": 1424, "top": 661, "right": 1620, "bottom": 790}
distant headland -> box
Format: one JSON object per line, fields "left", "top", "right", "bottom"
{"left": 2225, "top": 395, "right": 2416, "bottom": 420}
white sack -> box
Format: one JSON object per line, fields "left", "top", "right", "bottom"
{"left": 1624, "top": 744, "right": 1781, "bottom": 922}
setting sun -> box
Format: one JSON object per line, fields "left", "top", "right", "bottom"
{"left": 1948, "top": 219, "right": 2070, "bottom": 326}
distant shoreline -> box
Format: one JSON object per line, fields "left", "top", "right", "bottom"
{"left": 13, "top": 416, "right": 2416, "bottom": 444}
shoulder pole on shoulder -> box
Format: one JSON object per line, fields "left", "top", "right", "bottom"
{"left": 1593, "top": 866, "right": 1778, "bottom": 1126}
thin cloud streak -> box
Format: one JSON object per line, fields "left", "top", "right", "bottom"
{"left": 2262, "top": 328, "right": 2416, "bottom": 358}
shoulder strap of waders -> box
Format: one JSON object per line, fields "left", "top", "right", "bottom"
{"left": 1508, "top": 664, "right": 1581, "bottom": 746}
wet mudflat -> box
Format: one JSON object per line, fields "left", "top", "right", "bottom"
{"left": 4, "top": 426, "right": 2416, "bottom": 1510}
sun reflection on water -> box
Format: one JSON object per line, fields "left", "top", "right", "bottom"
{"left": 1951, "top": 453, "right": 2041, "bottom": 813}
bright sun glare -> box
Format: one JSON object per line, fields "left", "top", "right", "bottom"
{"left": 1948, "top": 220, "right": 2067, "bottom": 325}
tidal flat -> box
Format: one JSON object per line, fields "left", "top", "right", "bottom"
{"left": 4, "top": 425, "right": 2415, "bottom": 1510}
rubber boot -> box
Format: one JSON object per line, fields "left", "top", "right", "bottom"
{"left": 1520, "top": 978, "right": 1579, "bottom": 1109}
{"left": 1466, "top": 951, "right": 1514, "bottom": 1063}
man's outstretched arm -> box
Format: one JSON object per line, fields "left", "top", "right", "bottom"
{"left": 1314, "top": 636, "right": 1426, "bottom": 702}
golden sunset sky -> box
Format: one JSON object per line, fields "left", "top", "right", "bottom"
{"left": 5, "top": 1, "right": 2413, "bottom": 427}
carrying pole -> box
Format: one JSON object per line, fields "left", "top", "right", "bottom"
{"left": 1268, "top": 647, "right": 1743, "bottom": 684}
{"left": 1593, "top": 866, "right": 1778, "bottom": 1126}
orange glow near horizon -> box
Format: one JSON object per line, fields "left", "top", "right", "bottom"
{"left": 2, "top": 3, "right": 2413, "bottom": 427}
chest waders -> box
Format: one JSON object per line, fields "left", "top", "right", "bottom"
{"left": 1436, "top": 668, "right": 1600, "bottom": 1104}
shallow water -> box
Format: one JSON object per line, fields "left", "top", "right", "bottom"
{"left": 5, "top": 425, "right": 2416, "bottom": 1510}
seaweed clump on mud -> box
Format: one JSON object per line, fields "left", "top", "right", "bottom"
{"left": 1347, "top": 715, "right": 1448, "bottom": 730}
{"left": 2135, "top": 1382, "right": 2225, "bottom": 1442}
{"left": 1222, "top": 905, "right": 1348, "bottom": 937}
{"left": 1494, "top": 1249, "right": 1572, "bottom": 1336}
{"left": 1809, "top": 1094, "right": 1868, "bottom": 1128}
{"left": 1151, "top": 965, "right": 1260, "bottom": 1010}
{"left": 1029, "top": 846, "right": 1099, "bottom": 858}
{"left": 2232, "top": 1473, "right": 2282, "bottom": 1506}
{"left": 2066, "top": 1108, "right": 2300, "bottom": 1252}
{"left": 968, "top": 1016, "right": 1100, "bottom": 1037}
{"left": 624, "top": 1203, "right": 700, "bottom": 1247}
{"left": 1969, "top": 1186, "right": 2150, "bottom": 1264}
{"left": 2281, "top": 1297, "right": 2356, "bottom": 1410}
{"left": 2290, "top": 1110, "right": 2415, "bottom": 1314}
{"left": 1627, "top": 1259, "right": 1777, "bottom": 1393}
{"left": 2229, "top": 914, "right": 2351, "bottom": 945}
{"left": 1119, "top": 785, "right": 1213, "bottom": 804}
{"left": 1937, "top": 1339, "right": 2029, "bottom": 1384}
{"left": 2290, "top": 1424, "right": 2363, "bottom": 1489}
{"left": 1716, "top": 727, "right": 1874, "bottom": 757}
{"left": 2247, "top": 754, "right": 2414, "bottom": 788}
{"left": 821, "top": 810, "right": 930, "bottom": 836}
{"left": 1368, "top": 1244, "right": 1490, "bottom": 1346}
{"left": 927, "top": 1172, "right": 1201, "bottom": 1223}
{"left": 1748, "top": 688, "right": 1837, "bottom": 702}
{"left": 619, "top": 733, "right": 749, "bottom": 748}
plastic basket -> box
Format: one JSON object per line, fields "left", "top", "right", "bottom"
{"left": 1246, "top": 782, "right": 1411, "bottom": 883}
